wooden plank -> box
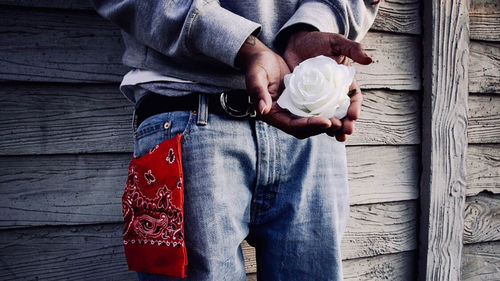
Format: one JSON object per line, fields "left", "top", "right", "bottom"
{"left": 0, "top": 0, "right": 421, "bottom": 36}
{"left": 0, "top": 6, "right": 127, "bottom": 83}
{"left": 0, "top": 154, "right": 128, "bottom": 229}
{"left": 371, "top": 0, "right": 421, "bottom": 35}
{"left": 348, "top": 90, "right": 420, "bottom": 145}
{"left": 469, "top": 41, "right": 500, "bottom": 94}
{"left": 466, "top": 144, "right": 500, "bottom": 196}
{"left": 463, "top": 193, "right": 500, "bottom": 244}
{"left": 0, "top": 224, "right": 136, "bottom": 281}
{"left": 0, "top": 7, "right": 421, "bottom": 90}
{"left": 419, "top": 0, "right": 469, "bottom": 279}
{"left": 356, "top": 32, "right": 421, "bottom": 90}
{"left": 0, "top": 200, "right": 416, "bottom": 279}
{"left": 341, "top": 200, "right": 417, "bottom": 260}
{"left": 343, "top": 251, "right": 417, "bottom": 281}
{"left": 0, "top": 0, "right": 91, "bottom": 10}
{"left": 242, "top": 241, "right": 257, "bottom": 274}
{"left": 469, "top": 0, "right": 500, "bottom": 42}
{"left": 468, "top": 94, "right": 500, "bottom": 143}
{"left": 462, "top": 241, "right": 500, "bottom": 281}
{"left": 347, "top": 145, "right": 419, "bottom": 205}
{"left": 0, "top": 85, "right": 419, "bottom": 156}
{"left": 0, "top": 146, "right": 417, "bottom": 228}
{"left": 0, "top": 84, "right": 133, "bottom": 155}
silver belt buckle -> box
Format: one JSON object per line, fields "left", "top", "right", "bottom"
{"left": 219, "top": 92, "right": 256, "bottom": 118}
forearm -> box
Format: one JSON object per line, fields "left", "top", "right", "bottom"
{"left": 275, "top": 0, "right": 379, "bottom": 49}
{"left": 91, "top": 0, "right": 261, "bottom": 67}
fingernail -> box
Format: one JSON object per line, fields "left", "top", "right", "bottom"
{"left": 258, "top": 100, "right": 267, "bottom": 115}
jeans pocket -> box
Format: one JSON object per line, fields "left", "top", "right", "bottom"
{"left": 134, "top": 110, "right": 195, "bottom": 158}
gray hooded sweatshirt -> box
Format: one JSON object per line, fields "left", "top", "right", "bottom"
{"left": 91, "top": 0, "right": 378, "bottom": 100}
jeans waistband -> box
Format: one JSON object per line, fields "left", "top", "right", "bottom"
{"left": 133, "top": 91, "right": 255, "bottom": 131}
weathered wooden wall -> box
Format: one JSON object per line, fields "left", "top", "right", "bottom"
{"left": 0, "top": 0, "right": 414, "bottom": 280}
{"left": 0, "top": 1, "right": 423, "bottom": 280}
{"left": 0, "top": 0, "right": 494, "bottom": 280}
{"left": 461, "top": 0, "right": 500, "bottom": 280}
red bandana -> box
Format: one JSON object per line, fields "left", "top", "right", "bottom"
{"left": 122, "top": 134, "right": 187, "bottom": 278}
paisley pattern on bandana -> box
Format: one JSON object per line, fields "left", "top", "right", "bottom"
{"left": 166, "top": 148, "right": 175, "bottom": 164}
{"left": 121, "top": 134, "right": 187, "bottom": 278}
{"left": 122, "top": 176, "right": 184, "bottom": 247}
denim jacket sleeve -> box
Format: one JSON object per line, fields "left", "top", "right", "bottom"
{"left": 275, "top": 0, "right": 378, "bottom": 46}
{"left": 90, "top": 0, "right": 261, "bottom": 68}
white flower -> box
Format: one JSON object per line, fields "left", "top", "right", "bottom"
{"left": 277, "top": 55, "right": 355, "bottom": 119}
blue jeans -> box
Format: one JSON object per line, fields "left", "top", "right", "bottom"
{"left": 133, "top": 109, "right": 349, "bottom": 281}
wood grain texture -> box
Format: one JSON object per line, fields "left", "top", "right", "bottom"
{"left": 343, "top": 251, "right": 417, "bottom": 281}
{"left": 463, "top": 193, "right": 500, "bottom": 244}
{"left": 0, "top": 6, "right": 127, "bottom": 83}
{"left": 0, "top": 147, "right": 418, "bottom": 228}
{"left": 371, "top": 0, "right": 421, "bottom": 35}
{"left": 462, "top": 241, "right": 500, "bottom": 281}
{"left": 341, "top": 200, "right": 417, "bottom": 260}
{"left": 356, "top": 32, "right": 421, "bottom": 90}
{"left": 468, "top": 94, "right": 500, "bottom": 143}
{"left": 347, "top": 90, "right": 420, "bottom": 145}
{"left": 347, "top": 145, "right": 419, "bottom": 205}
{"left": 0, "top": 200, "right": 416, "bottom": 280}
{"left": 466, "top": 144, "right": 500, "bottom": 196}
{"left": 419, "top": 0, "right": 469, "bottom": 279}
{"left": 0, "top": 84, "right": 133, "bottom": 155}
{"left": 241, "top": 241, "right": 256, "bottom": 274}
{"left": 0, "top": 224, "right": 136, "bottom": 281}
{"left": 0, "top": 0, "right": 91, "bottom": 10}
{"left": 0, "top": 154, "right": 128, "bottom": 228}
{"left": 0, "top": 85, "right": 420, "bottom": 156}
{"left": 469, "top": 0, "right": 500, "bottom": 42}
{"left": 469, "top": 41, "right": 500, "bottom": 94}
{"left": 0, "top": 6, "right": 421, "bottom": 90}
{"left": 0, "top": 0, "right": 421, "bottom": 35}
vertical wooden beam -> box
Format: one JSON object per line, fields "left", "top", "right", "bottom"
{"left": 419, "top": 0, "right": 469, "bottom": 280}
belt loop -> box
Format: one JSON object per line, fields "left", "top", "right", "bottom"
{"left": 132, "top": 108, "right": 138, "bottom": 134}
{"left": 197, "top": 93, "right": 209, "bottom": 126}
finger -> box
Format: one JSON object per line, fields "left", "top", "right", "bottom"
{"left": 262, "top": 109, "right": 332, "bottom": 139}
{"left": 342, "top": 118, "right": 355, "bottom": 135}
{"left": 347, "top": 80, "right": 363, "bottom": 121}
{"left": 325, "top": 118, "right": 342, "bottom": 136}
{"left": 246, "top": 65, "right": 273, "bottom": 114}
{"left": 329, "top": 34, "right": 372, "bottom": 65}
{"left": 335, "top": 131, "right": 347, "bottom": 142}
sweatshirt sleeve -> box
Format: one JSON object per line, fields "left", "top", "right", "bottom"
{"left": 91, "top": 0, "right": 261, "bottom": 68}
{"left": 275, "top": 0, "right": 378, "bottom": 46}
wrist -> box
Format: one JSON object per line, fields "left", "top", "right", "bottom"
{"left": 276, "top": 23, "right": 317, "bottom": 53}
{"left": 235, "top": 35, "right": 270, "bottom": 69}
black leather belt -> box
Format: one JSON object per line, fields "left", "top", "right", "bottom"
{"left": 135, "top": 91, "right": 255, "bottom": 127}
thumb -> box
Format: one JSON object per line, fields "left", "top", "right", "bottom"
{"left": 245, "top": 65, "right": 273, "bottom": 115}
{"left": 329, "top": 34, "right": 372, "bottom": 65}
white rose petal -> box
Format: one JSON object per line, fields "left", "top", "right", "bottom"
{"left": 277, "top": 55, "right": 355, "bottom": 119}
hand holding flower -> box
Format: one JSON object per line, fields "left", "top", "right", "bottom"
{"left": 277, "top": 55, "right": 355, "bottom": 120}
{"left": 283, "top": 30, "right": 372, "bottom": 141}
